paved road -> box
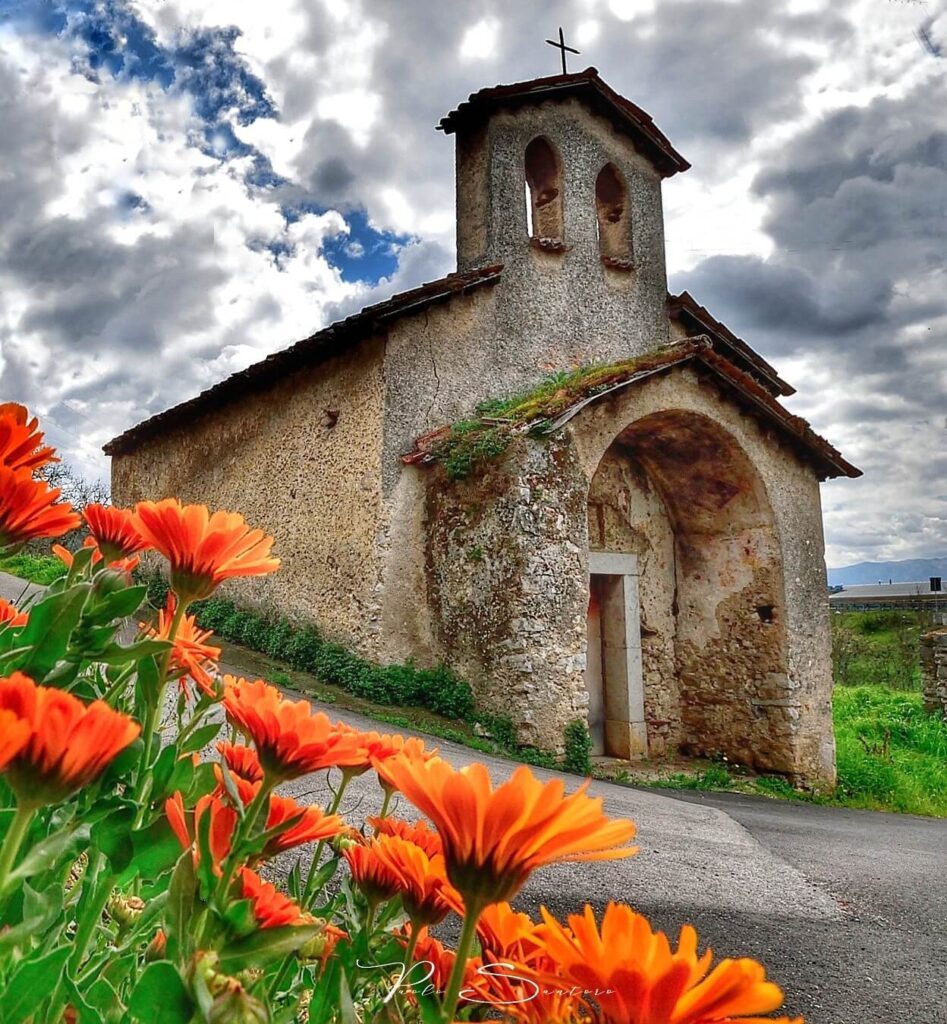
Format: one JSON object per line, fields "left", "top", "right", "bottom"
{"left": 3, "top": 572, "right": 945, "bottom": 1023}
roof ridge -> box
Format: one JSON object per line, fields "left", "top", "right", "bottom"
{"left": 104, "top": 264, "right": 503, "bottom": 456}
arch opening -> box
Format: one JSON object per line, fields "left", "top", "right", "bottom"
{"left": 584, "top": 410, "right": 790, "bottom": 769}
{"left": 524, "top": 136, "right": 564, "bottom": 241}
{"left": 594, "top": 162, "right": 632, "bottom": 266}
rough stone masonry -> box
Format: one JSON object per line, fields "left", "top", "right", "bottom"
{"left": 106, "top": 68, "right": 860, "bottom": 788}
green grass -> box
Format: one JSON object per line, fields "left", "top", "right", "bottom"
{"left": 832, "top": 609, "right": 927, "bottom": 690}
{"left": 833, "top": 685, "right": 947, "bottom": 815}
{"left": 638, "top": 686, "right": 947, "bottom": 817}
{"left": 0, "top": 552, "right": 65, "bottom": 585}
{"left": 430, "top": 347, "right": 679, "bottom": 478}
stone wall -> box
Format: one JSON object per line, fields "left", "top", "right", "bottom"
{"left": 423, "top": 435, "right": 590, "bottom": 752}
{"left": 111, "top": 337, "right": 387, "bottom": 656}
{"left": 419, "top": 364, "right": 837, "bottom": 786}
{"left": 920, "top": 629, "right": 947, "bottom": 718}
{"left": 568, "top": 369, "right": 836, "bottom": 788}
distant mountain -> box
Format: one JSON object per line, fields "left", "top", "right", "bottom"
{"left": 828, "top": 557, "right": 947, "bottom": 587}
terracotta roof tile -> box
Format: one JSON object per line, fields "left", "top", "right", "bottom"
{"left": 438, "top": 67, "right": 689, "bottom": 178}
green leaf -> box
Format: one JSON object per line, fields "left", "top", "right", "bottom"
{"left": 128, "top": 962, "right": 194, "bottom": 1023}
{"left": 4, "top": 584, "right": 91, "bottom": 680}
{"left": 5, "top": 824, "right": 90, "bottom": 892}
{"left": 85, "top": 583, "right": 147, "bottom": 625}
{"left": 93, "top": 638, "right": 171, "bottom": 666}
{"left": 339, "top": 970, "right": 358, "bottom": 1024}
{"left": 217, "top": 923, "right": 321, "bottom": 973}
{"left": 116, "top": 818, "right": 181, "bottom": 886}
{"left": 166, "top": 850, "right": 196, "bottom": 952}
{"left": 179, "top": 721, "right": 221, "bottom": 755}
{"left": 0, "top": 881, "right": 62, "bottom": 954}
{"left": 2, "top": 945, "right": 70, "bottom": 1023}
{"left": 222, "top": 896, "right": 257, "bottom": 938}
{"left": 91, "top": 806, "right": 136, "bottom": 872}
{"left": 137, "top": 655, "right": 161, "bottom": 705}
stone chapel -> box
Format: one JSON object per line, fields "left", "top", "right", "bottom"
{"left": 107, "top": 68, "right": 860, "bottom": 787}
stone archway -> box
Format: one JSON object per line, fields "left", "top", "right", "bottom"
{"left": 585, "top": 409, "right": 791, "bottom": 770}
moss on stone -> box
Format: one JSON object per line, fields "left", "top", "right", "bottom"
{"left": 431, "top": 347, "right": 679, "bottom": 479}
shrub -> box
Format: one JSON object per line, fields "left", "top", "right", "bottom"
{"left": 563, "top": 718, "right": 593, "bottom": 776}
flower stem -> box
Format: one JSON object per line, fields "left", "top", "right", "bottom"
{"left": 378, "top": 786, "right": 393, "bottom": 819}
{"left": 0, "top": 804, "right": 34, "bottom": 894}
{"left": 441, "top": 899, "right": 483, "bottom": 1021}
{"left": 133, "top": 597, "right": 188, "bottom": 817}
{"left": 302, "top": 773, "right": 350, "bottom": 906}
{"left": 215, "top": 777, "right": 274, "bottom": 903}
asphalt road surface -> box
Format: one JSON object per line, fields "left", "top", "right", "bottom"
{"left": 3, "top": 571, "right": 945, "bottom": 1024}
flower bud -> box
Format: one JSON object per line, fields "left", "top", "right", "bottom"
{"left": 107, "top": 892, "right": 145, "bottom": 928}
{"left": 144, "top": 929, "right": 167, "bottom": 962}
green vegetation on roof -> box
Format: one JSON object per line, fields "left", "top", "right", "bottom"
{"left": 432, "top": 346, "right": 680, "bottom": 479}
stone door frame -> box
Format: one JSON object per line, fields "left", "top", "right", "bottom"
{"left": 587, "top": 551, "right": 648, "bottom": 758}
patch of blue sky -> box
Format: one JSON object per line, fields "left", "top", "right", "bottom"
{"left": 283, "top": 204, "right": 412, "bottom": 284}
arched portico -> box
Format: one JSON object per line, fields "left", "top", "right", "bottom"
{"left": 584, "top": 408, "right": 791, "bottom": 768}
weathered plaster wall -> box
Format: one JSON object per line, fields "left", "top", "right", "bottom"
{"left": 587, "top": 449, "right": 678, "bottom": 754}
{"left": 421, "top": 366, "right": 835, "bottom": 785}
{"left": 383, "top": 101, "right": 673, "bottom": 487}
{"left": 111, "top": 339, "right": 387, "bottom": 656}
{"left": 423, "top": 436, "right": 589, "bottom": 751}
{"left": 570, "top": 369, "right": 836, "bottom": 787}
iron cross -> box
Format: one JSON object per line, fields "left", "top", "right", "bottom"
{"left": 546, "top": 26, "right": 580, "bottom": 75}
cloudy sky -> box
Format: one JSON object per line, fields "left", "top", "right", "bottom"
{"left": 0, "top": 0, "right": 944, "bottom": 567}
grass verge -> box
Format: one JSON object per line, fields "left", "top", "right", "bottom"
{"left": 632, "top": 686, "right": 947, "bottom": 817}
{"left": 0, "top": 552, "right": 65, "bottom": 586}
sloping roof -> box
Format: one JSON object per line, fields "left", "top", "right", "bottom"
{"left": 668, "top": 292, "right": 795, "bottom": 397}
{"left": 402, "top": 337, "right": 861, "bottom": 481}
{"left": 103, "top": 264, "right": 503, "bottom": 456}
{"left": 438, "top": 67, "right": 690, "bottom": 179}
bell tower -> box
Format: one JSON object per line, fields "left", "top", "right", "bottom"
{"left": 438, "top": 68, "right": 689, "bottom": 279}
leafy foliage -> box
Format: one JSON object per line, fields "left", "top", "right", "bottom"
{"left": 563, "top": 719, "right": 593, "bottom": 776}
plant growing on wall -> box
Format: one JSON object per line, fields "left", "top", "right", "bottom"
{"left": 0, "top": 403, "right": 803, "bottom": 1023}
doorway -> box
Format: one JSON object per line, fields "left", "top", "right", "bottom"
{"left": 584, "top": 553, "right": 648, "bottom": 759}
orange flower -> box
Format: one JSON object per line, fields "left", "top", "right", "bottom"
{"left": 83, "top": 504, "right": 149, "bottom": 562}
{"left": 217, "top": 741, "right": 264, "bottom": 784}
{"left": 0, "top": 403, "right": 56, "bottom": 472}
{"left": 342, "top": 841, "right": 403, "bottom": 907}
{"left": 261, "top": 794, "right": 346, "bottom": 858}
{"left": 165, "top": 791, "right": 237, "bottom": 875}
{"left": 238, "top": 867, "right": 307, "bottom": 928}
{"left": 367, "top": 815, "right": 442, "bottom": 858}
{"left": 0, "top": 597, "right": 28, "bottom": 629}
{"left": 53, "top": 537, "right": 140, "bottom": 574}
{"left": 371, "top": 833, "right": 464, "bottom": 926}
{"left": 380, "top": 759, "right": 637, "bottom": 908}
{"left": 0, "top": 465, "right": 80, "bottom": 550}
{"left": 0, "top": 672, "right": 139, "bottom": 807}
{"left": 398, "top": 928, "right": 484, "bottom": 1007}
{"left": 142, "top": 595, "right": 220, "bottom": 695}
{"left": 210, "top": 766, "right": 346, "bottom": 860}
{"left": 373, "top": 735, "right": 439, "bottom": 793}
{"left": 0, "top": 708, "right": 30, "bottom": 772}
{"left": 537, "top": 903, "right": 802, "bottom": 1024}
{"left": 472, "top": 903, "right": 581, "bottom": 1024}
{"left": 477, "top": 901, "right": 548, "bottom": 967}
{"left": 134, "top": 499, "right": 279, "bottom": 603}
{"left": 222, "top": 677, "right": 366, "bottom": 781}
